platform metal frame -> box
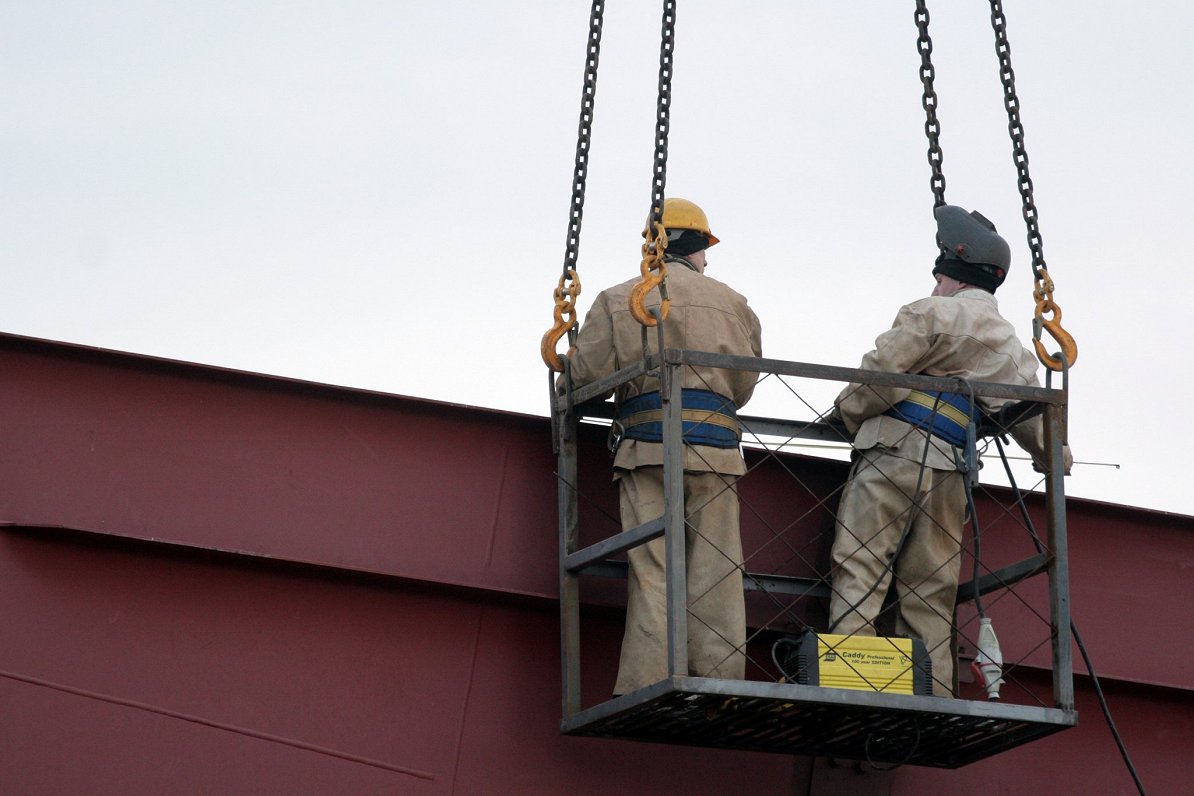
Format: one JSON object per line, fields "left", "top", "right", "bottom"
{"left": 555, "top": 349, "right": 1075, "bottom": 768}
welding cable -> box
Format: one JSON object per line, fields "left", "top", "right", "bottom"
{"left": 864, "top": 716, "right": 921, "bottom": 771}
{"left": 770, "top": 636, "right": 798, "bottom": 683}
{"left": 961, "top": 472, "right": 984, "bottom": 618}
{"left": 994, "top": 436, "right": 1147, "bottom": 796}
{"left": 954, "top": 379, "right": 985, "bottom": 619}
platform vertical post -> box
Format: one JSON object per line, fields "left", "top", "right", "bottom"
{"left": 1045, "top": 401, "right": 1074, "bottom": 709}
{"left": 558, "top": 396, "right": 582, "bottom": 717}
{"left": 662, "top": 354, "right": 688, "bottom": 679}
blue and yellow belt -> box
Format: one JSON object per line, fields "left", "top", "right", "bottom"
{"left": 616, "top": 389, "right": 740, "bottom": 449}
{"left": 883, "top": 389, "right": 973, "bottom": 447}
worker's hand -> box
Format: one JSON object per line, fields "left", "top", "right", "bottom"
{"left": 822, "top": 408, "right": 850, "bottom": 440}
{"left": 1031, "top": 444, "right": 1073, "bottom": 476}
{"left": 553, "top": 353, "right": 575, "bottom": 396}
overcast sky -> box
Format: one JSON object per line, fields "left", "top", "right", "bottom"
{"left": 2, "top": 1, "right": 1191, "bottom": 516}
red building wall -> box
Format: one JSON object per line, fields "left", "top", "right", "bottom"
{"left": 0, "top": 333, "right": 1189, "bottom": 794}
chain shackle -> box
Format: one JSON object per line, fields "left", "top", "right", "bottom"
{"left": 542, "top": 0, "right": 605, "bottom": 371}
{"left": 629, "top": 221, "right": 669, "bottom": 326}
{"left": 988, "top": 0, "right": 1077, "bottom": 370}
{"left": 630, "top": 0, "right": 677, "bottom": 328}
{"left": 915, "top": 1, "right": 946, "bottom": 208}
{"left": 541, "top": 269, "right": 583, "bottom": 372}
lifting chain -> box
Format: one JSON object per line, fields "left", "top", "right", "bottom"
{"left": 914, "top": 2, "right": 946, "bottom": 208}
{"left": 988, "top": 0, "right": 1077, "bottom": 371}
{"left": 541, "top": 0, "right": 605, "bottom": 372}
{"left": 629, "top": 0, "right": 678, "bottom": 328}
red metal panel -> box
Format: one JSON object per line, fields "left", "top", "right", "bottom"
{"left": 1065, "top": 504, "right": 1194, "bottom": 690}
{"left": 6, "top": 527, "right": 1188, "bottom": 794}
{"left": 3, "top": 330, "right": 1192, "bottom": 695}
{"left": 2, "top": 333, "right": 1193, "bottom": 792}
{"left": 893, "top": 678, "right": 1194, "bottom": 795}
{"left": 0, "top": 528, "right": 807, "bottom": 794}
{"left": 0, "top": 335, "right": 561, "bottom": 599}
{"left": 0, "top": 530, "right": 472, "bottom": 793}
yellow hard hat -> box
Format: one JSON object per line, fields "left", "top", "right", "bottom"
{"left": 661, "top": 197, "right": 719, "bottom": 247}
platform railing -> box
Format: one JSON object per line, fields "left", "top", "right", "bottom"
{"left": 553, "top": 348, "right": 1074, "bottom": 767}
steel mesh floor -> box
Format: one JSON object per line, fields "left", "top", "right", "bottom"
{"left": 561, "top": 677, "right": 1076, "bottom": 768}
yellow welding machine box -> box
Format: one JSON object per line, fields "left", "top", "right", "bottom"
{"left": 787, "top": 632, "right": 933, "bottom": 696}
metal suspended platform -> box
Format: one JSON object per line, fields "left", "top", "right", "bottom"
{"left": 555, "top": 349, "right": 1078, "bottom": 768}
{"left": 562, "top": 677, "right": 1073, "bottom": 769}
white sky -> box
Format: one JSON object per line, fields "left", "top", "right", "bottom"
{"left": 2, "top": 1, "right": 1191, "bottom": 516}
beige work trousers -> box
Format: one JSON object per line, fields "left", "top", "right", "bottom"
{"left": 613, "top": 466, "right": 746, "bottom": 695}
{"left": 827, "top": 448, "right": 966, "bottom": 697}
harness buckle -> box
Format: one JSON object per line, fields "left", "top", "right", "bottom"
{"left": 607, "top": 418, "right": 625, "bottom": 454}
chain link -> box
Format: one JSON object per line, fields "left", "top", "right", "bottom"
{"left": 630, "top": 0, "right": 678, "bottom": 328}
{"left": 648, "top": 0, "right": 676, "bottom": 231}
{"left": 562, "top": 1, "right": 604, "bottom": 280}
{"left": 988, "top": 0, "right": 1076, "bottom": 370}
{"left": 542, "top": 1, "right": 605, "bottom": 371}
{"left": 988, "top": 1, "right": 1041, "bottom": 278}
{"left": 915, "top": 1, "right": 946, "bottom": 208}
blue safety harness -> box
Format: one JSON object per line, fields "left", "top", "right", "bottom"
{"left": 615, "top": 389, "right": 741, "bottom": 449}
{"left": 883, "top": 389, "right": 973, "bottom": 447}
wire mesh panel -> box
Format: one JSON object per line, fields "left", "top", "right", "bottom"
{"left": 555, "top": 349, "right": 1076, "bottom": 766}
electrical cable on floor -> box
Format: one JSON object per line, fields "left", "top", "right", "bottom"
{"left": 994, "top": 436, "right": 1147, "bottom": 796}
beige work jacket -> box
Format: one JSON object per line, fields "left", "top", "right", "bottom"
{"left": 835, "top": 288, "right": 1051, "bottom": 471}
{"left": 568, "top": 261, "right": 763, "bottom": 476}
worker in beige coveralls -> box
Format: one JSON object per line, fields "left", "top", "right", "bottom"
{"left": 565, "top": 198, "right": 762, "bottom": 695}
{"left": 828, "top": 205, "right": 1071, "bottom": 696}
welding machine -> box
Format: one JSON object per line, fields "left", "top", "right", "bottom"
{"left": 776, "top": 631, "right": 933, "bottom": 696}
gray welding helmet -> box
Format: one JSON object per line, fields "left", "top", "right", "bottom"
{"left": 932, "top": 205, "right": 1011, "bottom": 292}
